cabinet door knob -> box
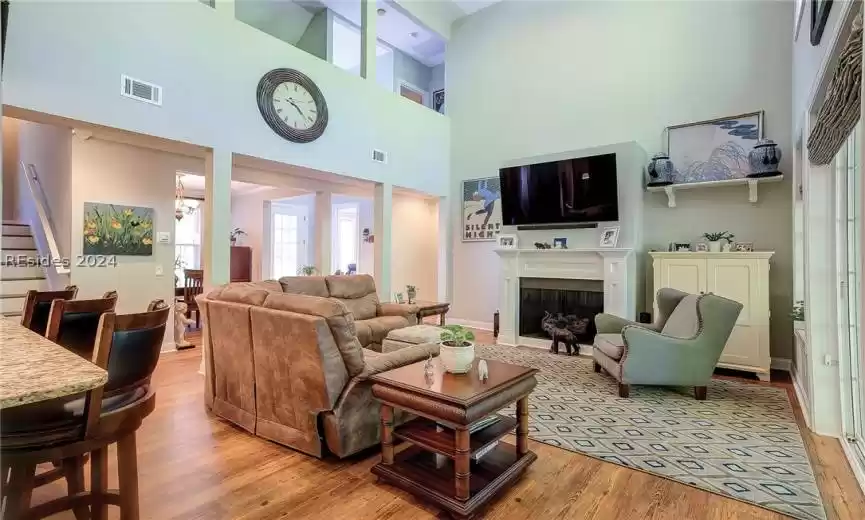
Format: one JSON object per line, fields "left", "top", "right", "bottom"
{"left": 699, "top": 291, "right": 705, "bottom": 295}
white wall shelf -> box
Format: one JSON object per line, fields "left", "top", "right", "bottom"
{"left": 647, "top": 175, "right": 784, "bottom": 208}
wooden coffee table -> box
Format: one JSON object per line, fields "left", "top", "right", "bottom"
{"left": 371, "top": 358, "right": 538, "bottom": 519}
{"left": 413, "top": 300, "right": 450, "bottom": 326}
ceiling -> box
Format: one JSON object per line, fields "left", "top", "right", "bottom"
{"left": 452, "top": 0, "right": 502, "bottom": 16}
{"left": 234, "top": 0, "right": 502, "bottom": 68}
{"left": 319, "top": 0, "right": 447, "bottom": 67}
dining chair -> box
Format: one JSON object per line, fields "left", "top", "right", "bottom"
{"left": 1, "top": 300, "right": 170, "bottom": 520}
{"left": 183, "top": 269, "right": 204, "bottom": 328}
{"left": 45, "top": 292, "right": 118, "bottom": 359}
{"left": 20, "top": 285, "right": 79, "bottom": 336}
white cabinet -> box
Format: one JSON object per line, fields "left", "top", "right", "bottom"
{"left": 650, "top": 252, "right": 773, "bottom": 381}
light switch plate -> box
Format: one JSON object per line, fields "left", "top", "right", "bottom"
{"left": 155, "top": 265, "right": 164, "bottom": 276}
{"left": 156, "top": 231, "right": 171, "bottom": 244}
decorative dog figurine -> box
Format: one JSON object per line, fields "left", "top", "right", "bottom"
{"left": 174, "top": 302, "right": 196, "bottom": 350}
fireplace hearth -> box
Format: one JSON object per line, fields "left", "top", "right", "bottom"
{"left": 519, "top": 278, "right": 604, "bottom": 353}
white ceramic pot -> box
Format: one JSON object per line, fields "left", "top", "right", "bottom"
{"left": 439, "top": 342, "right": 475, "bottom": 374}
{"left": 709, "top": 241, "right": 722, "bottom": 253}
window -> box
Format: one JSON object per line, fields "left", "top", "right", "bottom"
{"left": 174, "top": 198, "right": 201, "bottom": 286}
{"left": 835, "top": 121, "right": 865, "bottom": 451}
{"left": 272, "top": 213, "right": 300, "bottom": 278}
{"left": 331, "top": 203, "right": 359, "bottom": 274}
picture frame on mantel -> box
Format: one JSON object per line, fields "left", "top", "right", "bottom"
{"left": 599, "top": 226, "right": 620, "bottom": 248}
{"left": 497, "top": 234, "right": 518, "bottom": 249}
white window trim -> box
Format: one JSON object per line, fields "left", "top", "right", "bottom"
{"left": 331, "top": 202, "right": 360, "bottom": 274}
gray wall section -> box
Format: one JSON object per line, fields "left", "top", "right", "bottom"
{"left": 394, "top": 50, "right": 432, "bottom": 96}
{"left": 296, "top": 9, "right": 329, "bottom": 61}
{"left": 447, "top": 0, "right": 794, "bottom": 360}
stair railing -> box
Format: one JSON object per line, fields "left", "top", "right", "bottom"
{"left": 21, "top": 162, "right": 70, "bottom": 275}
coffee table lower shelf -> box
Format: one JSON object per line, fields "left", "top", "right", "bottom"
{"left": 371, "top": 443, "right": 536, "bottom": 519}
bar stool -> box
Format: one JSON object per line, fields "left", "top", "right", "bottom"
{"left": 45, "top": 292, "right": 118, "bottom": 359}
{"left": 19, "top": 286, "right": 78, "bottom": 336}
{"left": 1, "top": 300, "right": 170, "bottom": 519}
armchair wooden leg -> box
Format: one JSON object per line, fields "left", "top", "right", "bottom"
{"left": 618, "top": 383, "right": 630, "bottom": 398}
{"left": 593, "top": 361, "right": 601, "bottom": 373}
{"left": 694, "top": 386, "right": 707, "bottom": 401}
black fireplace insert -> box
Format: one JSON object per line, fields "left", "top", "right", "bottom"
{"left": 519, "top": 277, "right": 604, "bottom": 344}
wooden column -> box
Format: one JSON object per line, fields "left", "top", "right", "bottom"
{"left": 516, "top": 396, "right": 529, "bottom": 456}
{"left": 380, "top": 404, "right": 394, "bottom": 465}
{"left": 454, "top": 427, "right": 471, "bottom": 500}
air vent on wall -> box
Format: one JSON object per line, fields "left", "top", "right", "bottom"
{"left": 372, "top": 149, "right": 388, "bottom": 164}
{"left": 121, "top": 74, "right": 162, "bottom": 106}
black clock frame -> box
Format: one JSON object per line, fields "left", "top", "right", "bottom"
{"left": 257, "top": 68, "right": 329, "bottom": 143}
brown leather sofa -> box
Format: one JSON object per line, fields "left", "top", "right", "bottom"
{"left": 197, "top": 281, "right": 437, "bottom": 458}
{"left": 278, "top": 274, "right": 418, "bottom": 352}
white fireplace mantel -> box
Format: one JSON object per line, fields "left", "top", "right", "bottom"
{"left": 494, "top": 248, "right": 636, "bottom": 349}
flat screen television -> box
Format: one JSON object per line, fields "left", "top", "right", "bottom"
{"left": 499, "top": 152, "right": 619, "bottom": 226}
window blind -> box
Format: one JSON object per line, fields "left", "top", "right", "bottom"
{"left": 809, "top": 11, "right": 863, "bottom": 166}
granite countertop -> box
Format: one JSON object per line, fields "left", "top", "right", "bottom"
{"left": 0, "top": 318, "right": 108, "bottom": 409}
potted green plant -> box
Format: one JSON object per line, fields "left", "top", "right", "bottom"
{"left": 298, "top": 265, "right": 318, "bottom": 276}
{"left": 439, "top": 325, "right": 476, "bottom": 374}
{"left": 230, "top": 228, "right": 247, "bottom": 246}
{"left": 702, "top": 231, "right": 734, "bottom": 253}
{"left": 406, "top": 285, "right": 417, "bottom": 304}
{"left": 791, "top": 300, "right": 805, "bottom": 329}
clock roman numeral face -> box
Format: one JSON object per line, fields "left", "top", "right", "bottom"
{"left": 271, "top": 82, "right": 317, "bottom": 131}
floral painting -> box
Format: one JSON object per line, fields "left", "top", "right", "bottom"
{"left": 83, "top": 203, "right": 154, "bottom": 256}
{"left": 667, "top": 112, "right": 762, "bottom": 183}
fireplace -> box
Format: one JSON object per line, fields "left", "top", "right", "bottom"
{"left": 519, "top": 277, "right": 604, "bottom": 344}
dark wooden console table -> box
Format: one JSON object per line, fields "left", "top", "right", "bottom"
{"left": 413, "top": 300, "right": 450, "bottom": 326}
{"left": 371, "top": 358, "right": 537, "bottom": 519}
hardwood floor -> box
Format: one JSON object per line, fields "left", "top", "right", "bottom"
{"left": 29, "top": 330, "right": 865, "bottom": 520}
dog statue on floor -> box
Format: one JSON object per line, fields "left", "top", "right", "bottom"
{"left": 174, "top": 302, "right": 196, "bottom": 350}
{"left": 542, "top": 312, "right": 590, "bottom": 355}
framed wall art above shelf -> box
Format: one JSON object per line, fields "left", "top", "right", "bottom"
{"left": 647, "top": 174, "right": 784, "bottom": 208}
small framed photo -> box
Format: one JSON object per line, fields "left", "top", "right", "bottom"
{"left": 734, "top": 242, "right": 754, "bottom": 252}
{"left": 553, "top": 237, "right": 568, "bottom": 249}
{"left": 599, "top": 226, "right": 620, "bottom": 248}
{"left": 675, "top": 242, "right": 692, "bottom": 252}
{"left": 497, "top": 234, "right": 518, "bottom": 249}
{"left": 695, "top": 243, "right": 709, "bottom": 252}
{"left": 394, "top": 292, "right": 405, "bottom": 304}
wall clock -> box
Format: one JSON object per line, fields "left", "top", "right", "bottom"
{"left": 256, "top": 68, "right": 328, "bottom": 143}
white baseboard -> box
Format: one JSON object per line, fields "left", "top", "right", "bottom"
{"left": 791, "top": 371, "right": 812, "bottom": 431}
{"left": 160, "top": 342, "right": 177, "bottom": 353}
{"left": 841, "top": 438, "right": 865, "bottom": 496}
{"left": 770, "top": 357, "right": 792, "bottom": 371}
{"left": 447, "top": 318, "right": 494, "bottom": 331}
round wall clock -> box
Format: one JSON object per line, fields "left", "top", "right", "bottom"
{"left": 256, "top": 68, "right": 329, "bottom": 143}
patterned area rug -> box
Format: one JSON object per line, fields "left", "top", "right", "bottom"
{"left": 476, "top": 344, "right": 826, "bottom": 520}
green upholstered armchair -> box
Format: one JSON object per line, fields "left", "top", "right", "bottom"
{"left": 592, "top": 288, "right": 743, "bottom": 399}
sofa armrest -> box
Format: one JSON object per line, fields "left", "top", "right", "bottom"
{"left": 378, "top": 302, "right": 419, "bottom": 319}
{"left": 360, "top": 343, "right": 439, "bottom": 378}
{"left": 595, "top": 313, "right": 658, "bottom": 334}
{"left": 620, "top": 325, "right": 719, "bottom": 386}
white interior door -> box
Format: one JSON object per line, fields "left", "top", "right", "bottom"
{"left": 271, "top": 204, "right": 309, "bottom": 278}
